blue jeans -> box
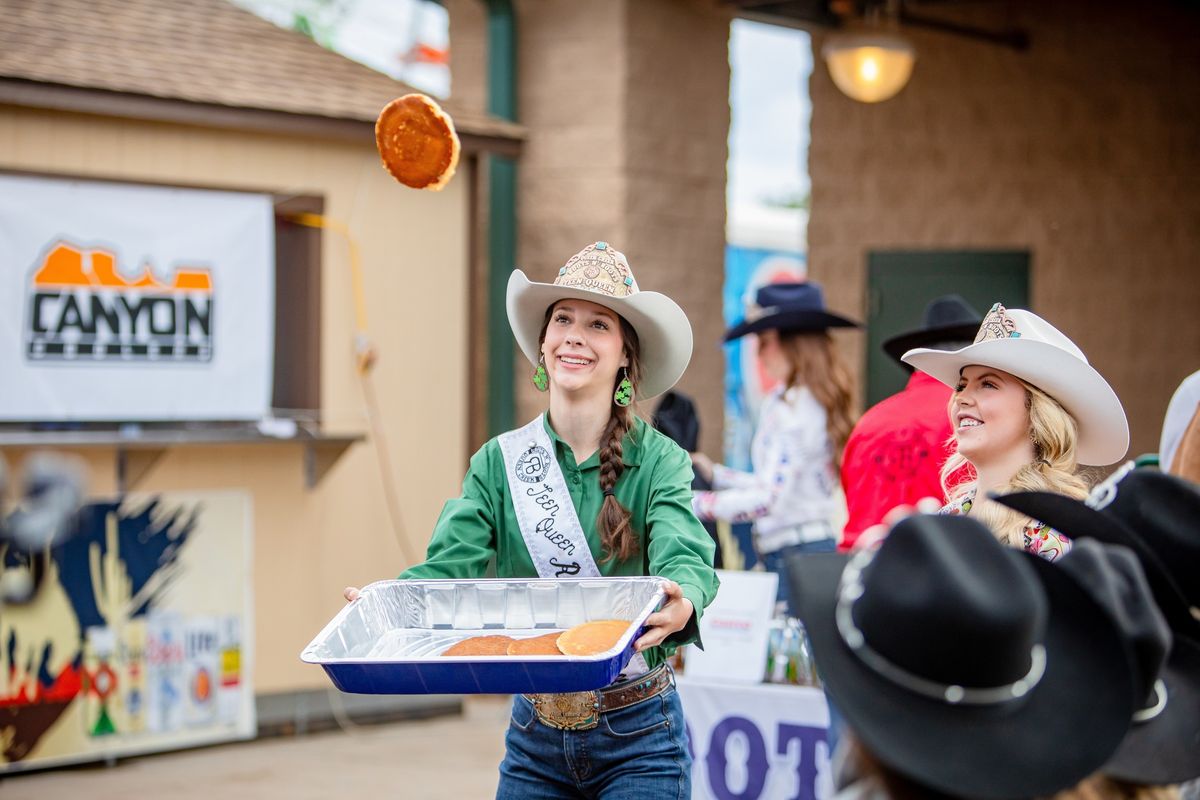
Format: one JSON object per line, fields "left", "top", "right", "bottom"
{"left": 761, "top": 538, "right": 837, "bottom": 617}
{"left": 496, "top": 685, "right": 691, "bottom": 799}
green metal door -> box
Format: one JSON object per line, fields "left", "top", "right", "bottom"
{"left": 866, "top": 251, "right": 1030, "bottom": 406}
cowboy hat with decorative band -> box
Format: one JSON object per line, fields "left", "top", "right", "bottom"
{"left": 788, "top": 514, "right": 1136, "bottom": 800}
{"left": 1053, "top": 538, "right": 1200, "bottom": 786}
{"left": 506, "top": 242, "right": 692, "bottom": 400}
{"left": 723, "top": 282, "right": 859, "bottom": 342}
{"left": 902, "top": 303, "right": 1129, "bottom": 466}
{"left": 882, "top": 293, "right": 982, "bottom": 367}
{"left": 993, "top": 463, "right": 1200, "bottom": 643}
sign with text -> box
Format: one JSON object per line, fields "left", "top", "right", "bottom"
{"left": 0, "top": 173, "right": 274, "bottom": 420}
{"left": 684, "top": 569, "right": 777, "bottom": 683}
{"left": 678, "top": 677, "right": 832, "bottom": 800}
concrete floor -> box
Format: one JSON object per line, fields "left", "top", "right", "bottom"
{"left": 2, "top": 697, "right": 512, "bottom": 800}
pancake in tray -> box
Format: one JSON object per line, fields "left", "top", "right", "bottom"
{"left": 556, "top": 620, "right": 632, "bottom": 656}
{"left": 506, "top": 632, "right": 565, "bottom": 656}
{"left": 441, "top": 634, "right": 515, "bottom": 657}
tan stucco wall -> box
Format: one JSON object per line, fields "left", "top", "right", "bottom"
{"left": 808, "top": 0, "right": 1200, "bottom": 459}
{"left": 447, "top": 0, "right": 731, "bottom": 456}
{"left": 0, "top": 106, "right": 470, "bottom": 692}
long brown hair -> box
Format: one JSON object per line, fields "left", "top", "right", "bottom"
{"left": 538, "top": 306, "right": 643, "bottom": 564}
{"left": 778, "top": 330, "right": 856, "bottom": 469}
{"left": 941, "top": 378, "right": 1091, "bottom": 545}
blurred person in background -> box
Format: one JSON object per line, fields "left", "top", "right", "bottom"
{"left": 1159, "top": 368, "right": 1200, "bottom": 475}
{"left": 902, "top": 303, "right": 1129, "bottom": 560}
{"left": 344, "top": 242, "right": 718, "bottom": 799}
{"left": 840, "top": 294, "right": 981, "bottom": 551}
{"left": 995, "top": 467, "right": 1200, "bottom": 799}
{"left": 690, "top": 282, "right": 858, "bottom": 614}
{"left": 788, "top": 514, "right": 1155, "bottom": 800}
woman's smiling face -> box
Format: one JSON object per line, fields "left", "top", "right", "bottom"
{"left": 540, "top": 299, "right": 627, "bottom": 396}
{"left": 951, "top": 365, "right": 1033, "bottom": 465}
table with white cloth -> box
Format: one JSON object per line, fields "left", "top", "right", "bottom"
{"left": 676, "top": 675, "right": 832, "bottom": 800}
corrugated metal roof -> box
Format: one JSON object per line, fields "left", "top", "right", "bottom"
{"left": 0, "top": 0, "right": 521, "bottom": 142}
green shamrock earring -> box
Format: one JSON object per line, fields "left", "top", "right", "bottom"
{"left": 532, "top": 356, "right": 549, "bottom": 392}
{"left": 613, "top": 367, "right": 633, "bottom": 407}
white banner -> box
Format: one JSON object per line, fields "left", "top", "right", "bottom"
{"left": 684, "top": 569, "right": 777, "bottom": 684}
{"left": 0, "top": 173, "right": 275, "bottom": 420}
{"left": 677, "top": 676, "right": 832, "bottom": 800}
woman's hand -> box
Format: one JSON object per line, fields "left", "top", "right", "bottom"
{"left": 343, "top": 586, "right": 360, "bottom": 603}
{"left": 634, "top": 579, "right": 694, "bottom": 652}
{"left": 690, "top": 451, "right": 715, "bottom": 484}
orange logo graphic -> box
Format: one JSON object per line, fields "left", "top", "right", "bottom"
{"left": 25, "top": 240, "right": 215, "bottom": 363}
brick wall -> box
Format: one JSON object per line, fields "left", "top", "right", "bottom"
{"left": 448, "top": 0, "right": 731, "bottom": 455}
{"left": 808, "top": 0, "right": 1200, "bottom": 460}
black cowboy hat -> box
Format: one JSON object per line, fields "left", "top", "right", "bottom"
{"left": 723, "top": 282, "right": 859, "bottom": 342}
{"left": 882, "top": 294, "right": 982, "bottom": 367}
{"left": 788, "top": 514, "right": 1136, "bottom": 799}
{"left": 1054, "top": 539, "right": 1200, "bottom": 785}
{"left": 992, "top": 465, "right": 1200, "bottom": 643}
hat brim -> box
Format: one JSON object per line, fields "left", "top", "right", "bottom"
{"left": 506, "top": 270, "right": 693, "bottom": 400}
{"left": 991, "top": 490, "right": 1200, "bottom": 641}
{"left": 1104, "top": 636, "right": 1200, "bottom": 784}
{"left": 882, "top": 323, "right": 981, "bottom": 366}
{"left": 901, "top": 338, "right": 1129, "bottom": 466}
{"left": 723, "top": 309, "right": 859, "bottom": 342}
{"left": 790, "top": 550, "right": 1134, "bottom": 799}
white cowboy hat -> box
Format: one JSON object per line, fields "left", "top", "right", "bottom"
{"left": 902, "top": 304, "right": 1128, "bottom": 466}
{"left": 506, "top": 242, "right": 693, "bottom": 400}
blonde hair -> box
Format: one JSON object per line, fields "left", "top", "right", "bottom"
{"left": 1044, "top": 775, "right": 1181, "bottom": 800}
{"left": 778, "top": 330, "right": 856, "bottom": 469}
{"left": 941, "top": 378, "right": 1090, "bottom": 546}
{"left": 539, "top": 306, "right": 643, "bottom": 564}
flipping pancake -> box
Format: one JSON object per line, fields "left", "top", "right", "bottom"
{"left": 375, "top": 93, "right": 461, "bottom": 191}
{"left": 556, "top": 620, "right": 632, "bottom": 656}
{"left": 441, "top": 634, "right": 514, "bottom": 657}
{"left": 506, "top": 632, "right": 565, "bottom": 656}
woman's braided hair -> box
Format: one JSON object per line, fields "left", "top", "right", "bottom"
{"left": 538, "top": 307, "right": 644, "bottom": 564}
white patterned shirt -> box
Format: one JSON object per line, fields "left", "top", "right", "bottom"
{"left": 693, "top": 386, "right": 839, "bottom": 553}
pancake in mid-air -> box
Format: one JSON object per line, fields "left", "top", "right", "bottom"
{"left": 556, "top": 620, "right": 632, "bottom": 656}
{"left": 374, "top": 93, "right": 460, "bottom": 191}
{"left": 506, "top": 632, "right": 565, "bottom": 656}
{"left": 441, "top": 634, "right": 514, "bottom": 657}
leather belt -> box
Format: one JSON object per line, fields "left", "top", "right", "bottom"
{"left": 525, "top": 664, "right": 674, "bottom": 731}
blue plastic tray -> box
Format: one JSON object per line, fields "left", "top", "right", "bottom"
{"left": 301, "top": 577, "right": 667, "bottom": 694}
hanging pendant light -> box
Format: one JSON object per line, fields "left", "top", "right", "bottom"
{"left": 822, "top": 31, "right": 916, "bottom": 103}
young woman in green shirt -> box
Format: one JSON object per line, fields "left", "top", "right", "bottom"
{"left": 347, "top": 242, "right": 717, "bottom": 798}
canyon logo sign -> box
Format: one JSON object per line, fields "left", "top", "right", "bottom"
{"left": 25, "top": 241, "right": 214, "bottom": 363}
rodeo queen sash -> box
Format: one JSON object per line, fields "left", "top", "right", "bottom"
{"left": 499, "top": 415, "right": 602, "bottom": 579}
{"left": 499, "top": 414, "right": 652, "bottom": 680}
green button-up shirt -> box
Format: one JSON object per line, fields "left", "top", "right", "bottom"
{"left": 401, "top": 415, "right": 719, "bottom": 668}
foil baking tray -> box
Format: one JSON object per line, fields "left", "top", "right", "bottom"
{"left": 301, "top": 576, "right": 667, "bottom": 695}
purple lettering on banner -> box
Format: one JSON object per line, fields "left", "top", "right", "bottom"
{"left": 776, "top": 723, "right": 826, "bottom": 800}
{"left": 706, "top": 716, "right": 769, "bottom": 800}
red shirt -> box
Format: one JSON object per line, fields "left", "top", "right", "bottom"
{"left": 840, "top": 371, "right": 954, "bottom": 550}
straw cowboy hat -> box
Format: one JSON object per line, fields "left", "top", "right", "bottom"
{"left": 788, "top": 514, "right": 1141, "bottom": 799}
{"left": 506, "top": 242, "right": 692, "bottom": 400}
{"left": 902, "top": 303, "right": 1129, "bottom": 466}
{"left": 722, "top": 281, "right": 859, "bottom": 342}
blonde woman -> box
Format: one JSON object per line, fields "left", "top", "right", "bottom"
{"left": 902, "top": 304, "right": 1129, "bottom": 560}
{"left": 691, "top": 282, "right": 857, "bottom": 613}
